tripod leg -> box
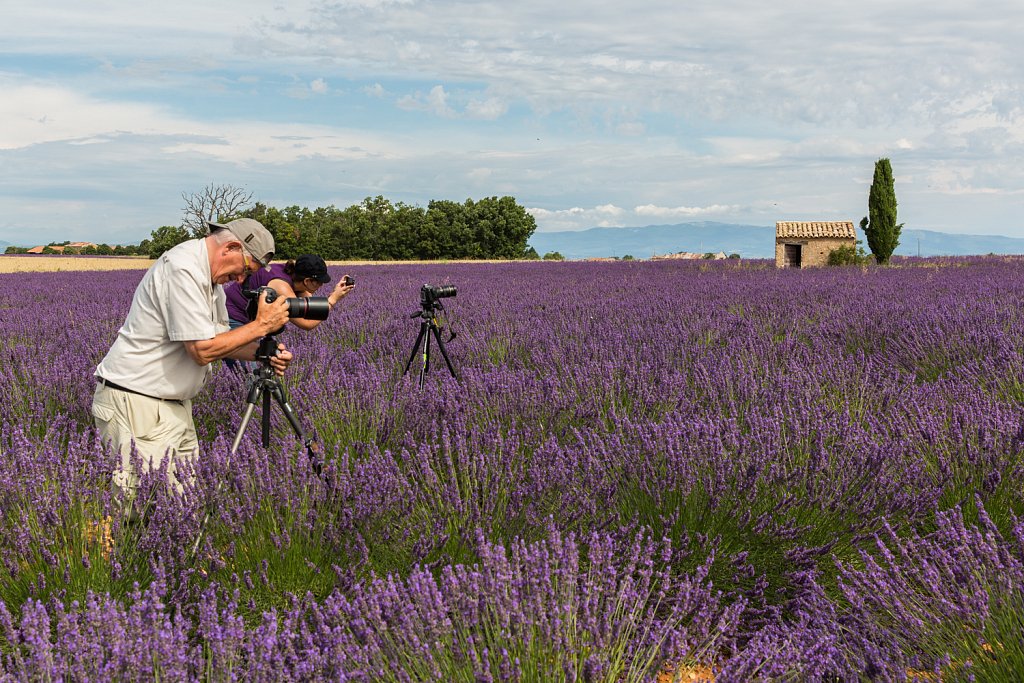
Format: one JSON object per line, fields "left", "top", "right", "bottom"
{"left": 430, "top": 324, "right": 458, "bottom": 379}
{"left": 403, "top": 322, "right": 428, "bottom": 375}
{"left": 267, "top": 382, "right": 309, "bottom": 444}
{"left": 420, "top": 325, "right": 432, "bottom": 388}
{"left": 230, "top": 401, "right": 259, "bottom": 454}
{"left": 267, "top": 382, "right": 326, "bottom": 476}
{"left": 194, "top": 379, "right": 268, "bottom": 560}
{"left": 261, "top": 384, "right": 272, "bottom": 447}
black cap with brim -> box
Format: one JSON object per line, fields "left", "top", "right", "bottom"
{"left": 293, "top": 254, "right": 331, "bottom": 283}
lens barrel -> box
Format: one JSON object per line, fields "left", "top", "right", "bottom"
{"left": 432, "top": 285, "right": 457, "bottom": 299}
{"left": 286, "top": 297, "right": 331, "bottom": 320}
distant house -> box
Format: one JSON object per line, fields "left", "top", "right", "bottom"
{"left": 651, "top": 251, "right": 703, "bottom": 261}
{"left": 26, "top": 242, "right": 98, "bottom": 254}
{"left": 775, "top": 221, "right": 856, "bottom": 268}
{"left": 652, "top": 251, "right": 729, "bottom": 261}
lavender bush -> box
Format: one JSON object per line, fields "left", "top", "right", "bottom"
{"left": 2, "top": 257, "right": 1024, "bottom": 679}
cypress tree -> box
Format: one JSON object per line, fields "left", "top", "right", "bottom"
{"left": 861, "top": 158, "right": 902, "bottom": 264}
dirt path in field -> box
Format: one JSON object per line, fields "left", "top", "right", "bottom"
{"left": 0, "top": 256, "right": 155, "bottom": 272}
{"left": 0, "top": 255, "right": 519, "bottom": 273}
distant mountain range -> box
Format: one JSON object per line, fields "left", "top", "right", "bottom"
{"left": 528, "top": 222, "right": 1024, "bottom": 260}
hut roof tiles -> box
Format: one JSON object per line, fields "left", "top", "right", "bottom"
{"left": 776, "top": 221, "right": 856, "bottom": 239}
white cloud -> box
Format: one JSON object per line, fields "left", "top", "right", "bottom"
{"left": 0, "top": 77, "right": 403, "bottom": 165}
{"left": 310, "top": 78, "right": 328, "bottom": 94}
{"left": 615, "top": 121, "right": 646, "bottom": 136}
{"left": 635, "top": 204, "right": 740, "bottom": 218}
{"left": 397, "top": 85, "right": 457, "bottom": 118}
{"left": 528, "top": 203, "right": 741, "bottom": 231}
{"left": 466, "top": 97, "right": 507, "bottom": 120}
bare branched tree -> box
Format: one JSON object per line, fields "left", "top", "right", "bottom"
{"left": 181, "top": 184, "right": 254, "bottom": 238}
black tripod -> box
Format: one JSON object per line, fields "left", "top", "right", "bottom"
{"left": 230, "top": 337, "right": 319, "bottom": 461}
{"left": 190, "top": 335, "right": 324, "bottom": 559}
{"left": 403, "top": 302, "right": 457, "bottom": 387}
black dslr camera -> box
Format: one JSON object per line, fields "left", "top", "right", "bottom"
{"left": 243, "top": 286, "right": 331, "bottom": 322}
{"left": 420, "top": 284, "right": 457, "bottom": 308}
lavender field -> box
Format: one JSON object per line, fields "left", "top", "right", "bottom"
{"left": 2, "top": 257, "right": 1024, "bottom": 681}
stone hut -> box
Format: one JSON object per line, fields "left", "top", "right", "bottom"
{"left": 775, "top": 221, "right": 856, "bottom": 268}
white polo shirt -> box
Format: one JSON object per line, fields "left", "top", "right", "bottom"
{"left": 95, "top": 239, "right": 230, "bottom": 400}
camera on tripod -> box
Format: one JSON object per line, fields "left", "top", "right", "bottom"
{"left": 420, "top": 283, "right": 457, "bottom": 308}
{"left": 405, "top": 283, "right": 458, "bottom": 386}
{"left": 243, "top": 286, "right": 331, "bottom": 322}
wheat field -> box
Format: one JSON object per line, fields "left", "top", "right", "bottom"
{"left": 0, "top": 256, "right": 153, "bottom": 272}
{"left": 0, "top": 255, "right": 514, "bottom": 273}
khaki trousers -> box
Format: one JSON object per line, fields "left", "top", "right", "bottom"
{"left": 91, "top": 383, "right": 198, "bottom": 500}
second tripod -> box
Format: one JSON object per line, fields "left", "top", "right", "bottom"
{"left": 403, "top": 283, "right": 458, "bottom": 387}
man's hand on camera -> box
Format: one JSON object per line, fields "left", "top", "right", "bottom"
{"left": 269, "top": 343, "right": 293, "bottom": 376}
{"left": 256, "top": 289, "right": 290, "bottom": 333}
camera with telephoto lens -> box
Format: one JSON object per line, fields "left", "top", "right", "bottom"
{"left": 243, "top": 286, "right": 331, "bottom": 322}
{"left": 420, "top": 284, "right": 457, "bottom": 308}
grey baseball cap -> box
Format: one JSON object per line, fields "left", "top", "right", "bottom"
{"left": 207, "top": 218, "right": 275, "bottom": 268}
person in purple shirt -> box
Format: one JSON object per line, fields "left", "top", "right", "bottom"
{"left": 223, "top": 254, "right": 355, "bottom": 370}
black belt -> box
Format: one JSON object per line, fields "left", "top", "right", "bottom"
{"left": 97, "top": 377, "right": 184, "bottom": 405}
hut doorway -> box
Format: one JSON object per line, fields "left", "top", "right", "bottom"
{"left": 783, "top": 243, "right": 802, "bottom": 268}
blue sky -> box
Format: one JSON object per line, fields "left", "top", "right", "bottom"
{"left": 1, "top": 0, "right": 1022, "bottom": 247}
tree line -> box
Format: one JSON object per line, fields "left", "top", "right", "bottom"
{"left": 148, "top": 193, "right": 539, "bottom": 261}
{"left": 4, "top": 242, "right": 146, "bottom": 256}
{"left": 5, "top": 191, "right": 540, "bottom": 261}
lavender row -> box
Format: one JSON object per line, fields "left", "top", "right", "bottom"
{"left": 1, "top": 530, "right": 739, "bottom": 682}
{"left": 3, "top": 501, "right": 1022, "bottom": 680}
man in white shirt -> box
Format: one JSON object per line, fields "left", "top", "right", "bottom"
{"left": 93, "top": 218, "right": 293, "bottom": 502}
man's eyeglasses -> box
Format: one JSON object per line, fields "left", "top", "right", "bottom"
{"left": 241, "top": 250, "right": 257, "bottom": 277}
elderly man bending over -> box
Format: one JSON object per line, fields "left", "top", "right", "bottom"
{"left": 92, "top": 218, "right": 292, "bottom": 504}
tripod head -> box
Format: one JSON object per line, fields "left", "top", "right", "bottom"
{"left": 254, "top": 334, "right": 281, "bottom": 364}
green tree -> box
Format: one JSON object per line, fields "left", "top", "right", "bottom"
{"left": 242, "top": 203, "right": 304, "bottom": 260}
{"left": 424, "top": 200, "right": 472, "bottom": 259}
{"left": 465, "top": 196, "right": 537, "bottom": 259}
{"left": 861, "top": 158, "right": 903, "bottom": 264}
{"left": 542, "top": 251, "right": 564, "bottom": 261}
{"left": 147, "top": 225, "right": 190, "bottom": 259}
{"left": 378, "top": 202, "right": 424, "bottom": 260}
